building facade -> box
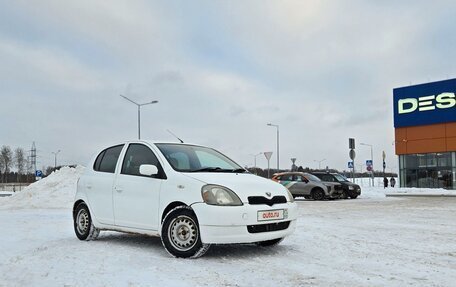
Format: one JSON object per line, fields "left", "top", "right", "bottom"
{"left": 394, "top": 79, "right": 456, "bottom": 189}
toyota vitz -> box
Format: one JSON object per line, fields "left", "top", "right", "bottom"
{"left": 73, "top": 141, "right": 297, "bottom": 258}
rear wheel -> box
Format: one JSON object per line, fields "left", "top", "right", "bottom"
{"left": 74, "top": 203, "right": 100, "bottom": 241}
{"left": 161, "top": 206, "right": 210, "bottom": 258}
{"left": 312, "top": 188, "right": 325, "bottom": 201}
{"left": 350, "top": 194, "right": 359, "bottom": 199}
{"left": 256, "top": 237, "right": 284, "bottom": 247}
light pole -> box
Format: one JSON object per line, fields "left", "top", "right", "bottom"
{"left": 313, "top": 158, "right": 326, "bottom": 169}
{"left": 360, "top": 143, "right": 374, "bottom": 186}
{"left": 120, "top": 95, "right": 159, "bottom": 139}
{"left": 51, "top": 150, "right": 61, "bottom": 171}
{"left": 267, "top": 123, "right": 279, "bottom": 171}
{"left": 250, "top": 152, "right": 263, "bottom": 173}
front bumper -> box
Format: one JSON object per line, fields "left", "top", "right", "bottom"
{"left": 191, "top": 202, "right": 298, "bottom": 244}
{"left": 347, "top": 187, "right": 361, "bottom": 196}
{"left": 327, "top": 189, "right": 343, "bottom": 199}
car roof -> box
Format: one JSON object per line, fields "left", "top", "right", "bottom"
{"left": 312, "top": 172, "right": 338, "bottom": 175}
{"left": 273, "top": 172, "right": 308, "bottom": 177}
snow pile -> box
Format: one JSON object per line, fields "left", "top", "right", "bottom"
{"left": 352, "top": 177, "right": 456, "bottom": 198}
{"left": 385, "top": 187, "right": 456, "bottom": 196}
{"left": 0, "top": 166, "right": 84, "bottom": 210}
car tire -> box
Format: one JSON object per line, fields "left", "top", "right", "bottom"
{"left": 311, "top": 188, "right": 325, "bottom": 201}
{"left": 161, "top": 206, "right": 210, "bottom": 258}
{"left": 74, "top": 203, "right": 100, "bottom": 241}
{"left": 256, "top": 237, "right": 284, "bottom": 247}
{"left": 304, "top": 196, "right": 311, "bottom": 200}
{"left": 350, "top": 194, "right": 358, "bottom": 199}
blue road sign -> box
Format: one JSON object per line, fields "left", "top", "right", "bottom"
{"left": 348, "top": 161, "right": 354, "bottom": 169}
{"left": 35, "top": 170, "right": 43, "bottom": 177}
{"left": 366, "top": 160, "right": 373, "bottom": 166}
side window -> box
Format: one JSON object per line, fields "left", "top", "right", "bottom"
{"left": 322, "top": 175, "right": 334, "bottom": 182}
{"left": 281, "top": 175, "right": 293, "bottom": 181}
{"left": 121, "top": 144, "right": 164, "bottom": 178}
{"left": 93, "top": 150, "right": 106, "bottom": 171}
{"left": 97, "top": 145, "right": 124, "bottom": 173}
{"left": 295, "top": 175, "right": 304, "bottom": 182}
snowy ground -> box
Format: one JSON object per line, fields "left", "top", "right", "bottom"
{"left": 1, "top": 168, "right": 455, "bottom": 286}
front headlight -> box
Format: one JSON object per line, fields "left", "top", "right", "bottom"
{"left": 285, "top": 188, "right": 294, "bottom": 203}
{"left": 201, "top": 185, "right": 243, "bottom": 206}
{"left": 348, "top": 186, "right": 354, "bottom": 190}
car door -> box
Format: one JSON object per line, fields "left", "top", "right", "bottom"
{"left": 113, "top": 143, "right": 165, "bottom": 230}
{"left": 86, "top": 144, "right": 124, "bottom": 225}
{"left": 294, "top": 175, "right": 312, "bottom": 195}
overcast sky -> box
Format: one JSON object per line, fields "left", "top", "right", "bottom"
{"left": 1, "top": 1, "right": 455, "bottom": 172}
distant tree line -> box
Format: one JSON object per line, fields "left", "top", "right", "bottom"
{"left": 0, "top": 145, "right": 64, "bottom": 184}
{"left": 0, "top": 145, "right": 29, "bottom": 183}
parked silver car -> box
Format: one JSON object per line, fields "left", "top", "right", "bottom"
{"left": 272, "top": 172, "right": 342, "bottom": 200}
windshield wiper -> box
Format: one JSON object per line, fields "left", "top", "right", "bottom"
{"left": 229, "top": 168, "right": 247, "bottom": 173}
{"left": 190, "top": 167, "right": 247, "bottom": 173}
{"left": 190, "top": 167, "right": 223, "bottom": 172}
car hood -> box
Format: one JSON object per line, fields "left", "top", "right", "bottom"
{"left": 320, "top": 182, "right": 341, "bottom": 186}
{"left": 182, "top": 172, "right": 289, "bottom": 202}
{"left": 341, "top": 181, "right": 360, "bottom": 188}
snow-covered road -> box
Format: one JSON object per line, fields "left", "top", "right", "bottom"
{"left": 1, "top": 197, "right": 455, "bottom": 287}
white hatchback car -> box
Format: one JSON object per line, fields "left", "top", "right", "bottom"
{"left": 73, "top": 141, "right": 298, "bottom": 258}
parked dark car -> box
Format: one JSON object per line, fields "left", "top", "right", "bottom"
{"left": 311, "top": 172, "right": 361, "bottom": 199}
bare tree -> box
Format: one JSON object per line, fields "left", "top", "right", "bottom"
{"left": 14, "top": 147, "right": 26, "bottom": 182}
{"left": 0, "top": 146, "right": 13, "bottom": 183}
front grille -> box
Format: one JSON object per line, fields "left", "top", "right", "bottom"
{"left": 247, "top": 221, "right": 290, "bottom": 233}
{"left": 248, "top": 196, "right": 287, "bottom": 206}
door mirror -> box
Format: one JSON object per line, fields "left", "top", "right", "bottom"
{"left": 139, "top": 164, "right": 158, "bottom": 176}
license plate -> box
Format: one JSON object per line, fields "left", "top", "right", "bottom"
{"left": 257, "top": 209, "right": 286, "bottom": 222}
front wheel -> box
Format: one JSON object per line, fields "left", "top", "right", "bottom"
{"left": 312, "top": 188, "right": 325, "bottom": 201}
{"left": 256, "top": 237, "right": 284, "bottom": 247}
{"left": 74, "top": 203, "right": 100, "bottom": 241}
{"left": 161, "top": 206, "right": 210, "bottom": 258}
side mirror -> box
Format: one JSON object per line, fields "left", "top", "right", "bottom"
{"left": 139, "top": 164, "right": 158, "bottom": 176}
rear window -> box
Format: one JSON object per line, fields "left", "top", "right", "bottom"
{"left": 93, "top": 145, "right": 124, "bottom": 173}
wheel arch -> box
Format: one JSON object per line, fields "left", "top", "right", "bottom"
{"left": 311, "top": 186, "right": 325, "bottom": 195}
{"left": 73, "top": 199, "right": 86, "bottom": 219}
{"left": 161, "top": 201, "right": 189, "bottom": 223}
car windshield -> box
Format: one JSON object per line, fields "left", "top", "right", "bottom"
{"left": 334, "top": 174, "right": 349, "bottom": 182}
{"left": 155, "top": 143, "right": 245, "bottom": 173}
{"left": 304, "top": 173, "right": 321, "bottom": 182}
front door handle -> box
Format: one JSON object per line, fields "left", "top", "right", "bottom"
{"left": 115, "top": 186, "right": 123, "bottom": 192}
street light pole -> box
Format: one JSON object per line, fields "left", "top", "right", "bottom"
{"left": 267, "top": 123, "right": 279, "bottom": 171}
{"left": 251, "top": 152, "right": 262, "bottom": 170}
{"left": 120, "top": 95, "right": 159, "bottom": 140}
{"left": 249, "top": 152, "right": 263, "bottom": 175}
{"left": 313, "top": 158, "right": 326, "bottom": 169}
{"left": 51, "top": 150, "right": 61, "bottom": 171}
{"left": 360, "top": 143, "right": 374, "bottom": 186}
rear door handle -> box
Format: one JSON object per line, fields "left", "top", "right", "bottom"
{"left": 115, "top": 186, "right": 123, "bottom": 192}
{"left": 86, "top": 185, "right": 92, "bottom": 190}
